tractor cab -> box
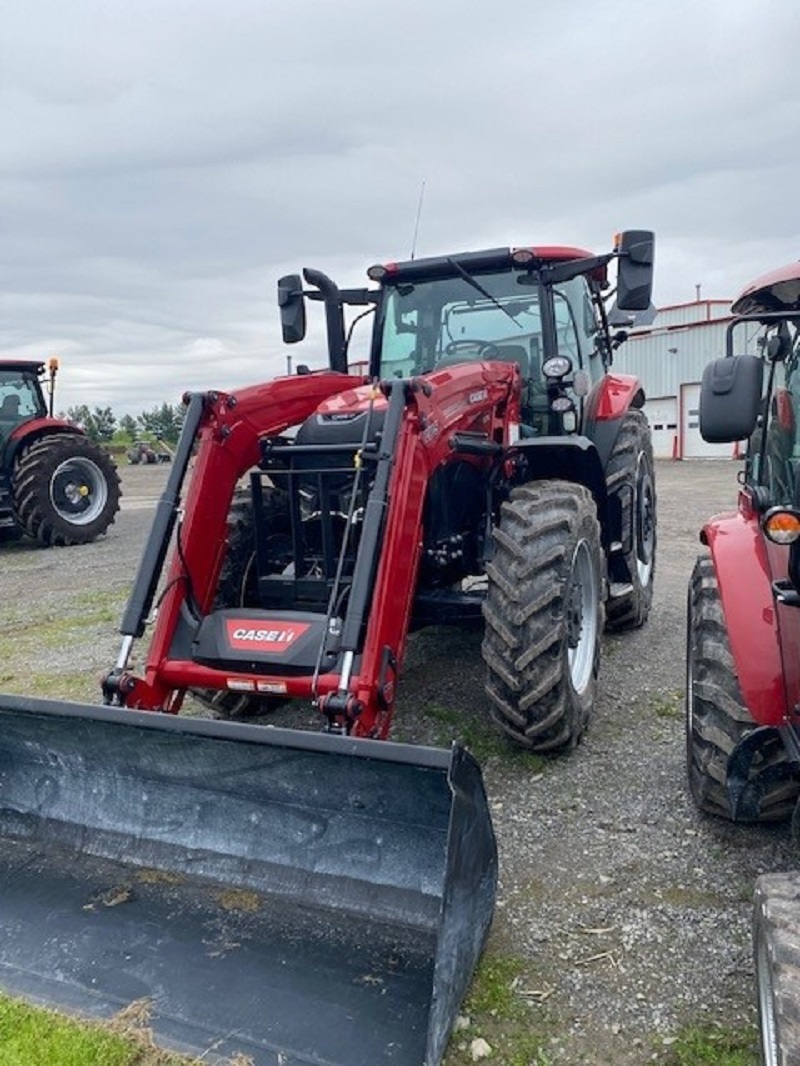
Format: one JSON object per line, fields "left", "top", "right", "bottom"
{"left": 0, "top": 362, "right": 48, "bottom": 441}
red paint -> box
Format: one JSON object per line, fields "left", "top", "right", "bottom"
{"left": 732, "top": 261, "right": 800, "bottom": 315}
{"left": 9, "top": 417, "right": 80, "bottom": 445}
{"left": 702, "top": 507, "right": 789, "bottom": 726}
{"left": 584, "top": 373, "right": 642, "bottom": 422}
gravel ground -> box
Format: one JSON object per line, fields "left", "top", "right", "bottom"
{"left": 0, "top": 459, "right": 789, "bottom": 1064}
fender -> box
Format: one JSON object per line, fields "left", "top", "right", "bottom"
{"left": 583, "top": 373, "right": 645, "bottom": 470}
{"left": 3, "top": 418, "right": 86, "bottom": 466}
{"left": 512, "top": 435, "right": 610, "bottom": 548}
{"left": 702, "top": 509, "right": 788, "bottom": 727}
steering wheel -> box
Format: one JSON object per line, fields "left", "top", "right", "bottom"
{"left": 444, "top": 339, "right": 502, "bottom": 359}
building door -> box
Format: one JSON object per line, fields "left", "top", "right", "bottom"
{"left": 643, "top": 396, "right": 678, "bottom": 458}
{"left": 680, "top": 382, "right": 741, "bottom": 459}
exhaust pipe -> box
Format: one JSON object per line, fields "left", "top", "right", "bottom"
{"left": 0, "top": 694, "right": 497, "bottom": 1065}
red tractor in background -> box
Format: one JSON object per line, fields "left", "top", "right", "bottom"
{"left": 103, "top": 230, "right": 656, "bottom": 751}
{"left": 0, "top": 357, "right": 120, "bottom": 546}
{"left": 686, "top": 261, "right": 800, "bottom": 1066}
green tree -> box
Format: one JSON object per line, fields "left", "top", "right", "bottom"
{"left": 119, "top": 414, "right": 138, "bottom": 440}
{"left": 66, "top": 405, "right": 116, "bottom": 443}
{"left": 138, "top": 402, "right": 185, "bottom": 444}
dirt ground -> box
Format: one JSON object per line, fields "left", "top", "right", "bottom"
{"left": 0, "top": 458, "right": 786, "bottom": 1065}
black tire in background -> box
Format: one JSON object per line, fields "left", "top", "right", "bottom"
{"left": 686, "top": 555, "right": 798, "bottom": 821}
{"left": 12, "top": 433, "right": 121, "bottom": 547}
{"left": 753, "top": 872, "right": 800, "bottom": 1066}
{"left": 191, "top": 489, "right": 292, "bottom": 719}
{"left": 605, "top": 409, "right": 656, "bottom": 631}
{"left": 482, "top": 480, "right": 604, "bottom": 752}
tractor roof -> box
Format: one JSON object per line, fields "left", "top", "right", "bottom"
{"left": 732, "top": 261, "right": 800, "bottom": 316}
{"left": 0, "top": 360, "right": 45, "bottom": 375}
{"left": 368, "top": 244, "right": 606, "bottom": 285}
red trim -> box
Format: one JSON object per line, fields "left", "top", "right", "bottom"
{"left": 732, "top": 261, "right": 800, "bottom": 314}
{"left": 584, "top": 373, "right": 642, "bottom": 422}
{"left": 703, "top": 510, "right": 788, "bottom": 727}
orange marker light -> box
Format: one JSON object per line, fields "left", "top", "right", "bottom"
{"left": 763, "top": 508, "right": 800, "bottom": 545}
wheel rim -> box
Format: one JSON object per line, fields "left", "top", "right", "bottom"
{"left": 49, "top": 457, "right": 109, "bottom": 525}
{"left": 566, "top": 539, "right": 598, "bottom": 695}
{"left": 635, "top": 452, "right": 655, "bottom": 586}
{"left": 755, "top": 919, "right": 779, "bottom": 1066}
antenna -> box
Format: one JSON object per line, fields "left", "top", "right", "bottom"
{"left": 410, "top": 179, "right": 426, "bottom": 260}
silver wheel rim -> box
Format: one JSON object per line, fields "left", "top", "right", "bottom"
{"left": 566, "top": 539, "right": 598, "bottom": 695}
{"left": 49, "top": 457, "right": 108, "bottom": 525}
{"left": 756, "top": 919, "right": 779, "bottom": 1066}
{"left": 635, "top": 452, "right": 655, "bottom": 586}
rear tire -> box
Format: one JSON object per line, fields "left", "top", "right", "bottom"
{"left": 191, "top": 489, "right": 291, "bottom": 719}
{"left": 605, "top": 410, "right": 656, "bottom": 630}
{"left": 754, "top": 872, "right": 800, "bottom": 1066}
{"left": 12, "top": 434, "right": 121, "bottom": 546}
{"left": 686, "top": 555, "right": 798, "bottom": 820}
{"left": 482, "top": 480, "right": 604, "bottom": 752}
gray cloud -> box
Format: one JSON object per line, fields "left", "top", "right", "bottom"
{"left": 2, "top": 0, "right": 799, "bottom": 414}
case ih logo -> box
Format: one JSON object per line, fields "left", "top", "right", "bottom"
{"left": 225, "top": 620, "right": 309, "bottom": 654}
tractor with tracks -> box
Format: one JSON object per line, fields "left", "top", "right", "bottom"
{"left": 685, "top": 261, "right": 800, "bottom": 1066}
{"left": 0, "top": 356, "right": 120, "bottom": 546}
{"left": 0, "top": 230, "right": 655, "bottom": 1065}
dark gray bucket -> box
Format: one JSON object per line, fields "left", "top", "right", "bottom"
{"left": 0, "top": 695, "right": 497, "bottom": 1065}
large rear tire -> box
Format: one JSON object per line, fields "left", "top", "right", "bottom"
{"left": 482, "top": 480, "right": 604, "bottom": 752}
{"left": 605, "top": 409, "right": 656, "bottom": 630}
{"left": 686, "top": 555, "right": 798, "bottom": 821}
{"left": 754, "top": 872, "right": 800, "bottom": 1066}
{"left": 12, "top": 434, "right": 121, "bottom": 547}
{"left": 191, "top": 489, "right": 292, "bottom": 719}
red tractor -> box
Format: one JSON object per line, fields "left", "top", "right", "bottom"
{"left": 103, "top": 231, "right": 656, "bottom": 749}
{"left": 0, "top": 357, "right": 121, "bottom": 546}
{"left": 686, "top": 262, "right": 800, "bottom": 1066}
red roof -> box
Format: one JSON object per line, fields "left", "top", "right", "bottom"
{"left": 732, "top": 261, "right": 800, "bottom": 315}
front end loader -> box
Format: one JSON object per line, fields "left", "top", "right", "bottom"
{"left": 684, "top": 261, "right": 800, "bottom": 1066}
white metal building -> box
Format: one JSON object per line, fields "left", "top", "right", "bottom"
{"left": 612, "top": 298, "right": 761, "bottom": 459}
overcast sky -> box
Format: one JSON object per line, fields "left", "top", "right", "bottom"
{"left": 2, "top": 0, "right": 799, "bottom": 416}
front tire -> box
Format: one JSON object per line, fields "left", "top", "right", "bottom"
{"left": 754, "top": 873, "right": 800, "bottom": 1066}
{"left": 12, "top": 434, "right": 121, "bottom": 546}
{"left": 482, "top": 480, "right": 604, "bottom": 752}
{"left": 605, "top": 410, "right": 656, "bottom": 630}
{"left": 686, "top": 556, "right": 798, "bottom": 820}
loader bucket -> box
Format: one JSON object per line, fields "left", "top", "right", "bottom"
{"left": 0, "top": 694, "right": 497, "bottom": 1066}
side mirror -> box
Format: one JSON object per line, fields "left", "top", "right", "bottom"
{"left": 277, "top": 274, "right": 307, "bottom": 344}
{"left": 615, "top": 230, "right": 655, "bottom": 311}
{"left": 699, "top": 355, "right": 763, "bottom": 443}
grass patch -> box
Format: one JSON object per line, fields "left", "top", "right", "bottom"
{"left": 0, "top": 994, "right": 195, "bottom": 1066}
{"left": 443, "top": 950, "right": 552, "bottom": 1066}
{"left": 657, "top": 1022, "right": 758, "bottom": 1065}
{"left": 422, "top": 702, "right": 548, "bottom": 768}
{"left": 652, "top": 691, "right": 684, "bottom": 720}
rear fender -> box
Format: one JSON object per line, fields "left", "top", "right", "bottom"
{"left": 702, "top": 510, "right": 788, "bottom": 726}
{"left": 4, "top": 420, "right": 86, "bottom": 466}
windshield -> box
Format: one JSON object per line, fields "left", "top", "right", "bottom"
{"left": 377, "top": 270, "right": 583, "bottom": 383}
{"left": 0, "top": 369, "right": 45, "bottom": 430}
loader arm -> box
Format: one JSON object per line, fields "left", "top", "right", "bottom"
{"left": 111, "top": 371, "right": 363, "bottom": 711}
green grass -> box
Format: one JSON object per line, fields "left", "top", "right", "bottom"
{"left": 0, "top": 995, "right": 195, "bottom": 1066}
{"left": 657, "top": 1022, "right": 758, "bottom": 1065}
{"left": 442, "top": 949, "right": 552, "bottom": 1066}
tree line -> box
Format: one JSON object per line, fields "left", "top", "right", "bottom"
{"left": 63, "top": 402, "right": 186, "bottom": 445}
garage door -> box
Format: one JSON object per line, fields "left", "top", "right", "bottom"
{"left": 681, "top": 382, "right": 741, "bottom": 459}
{"left": 643, "top": 397, "right": 678, "bottom": 459}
